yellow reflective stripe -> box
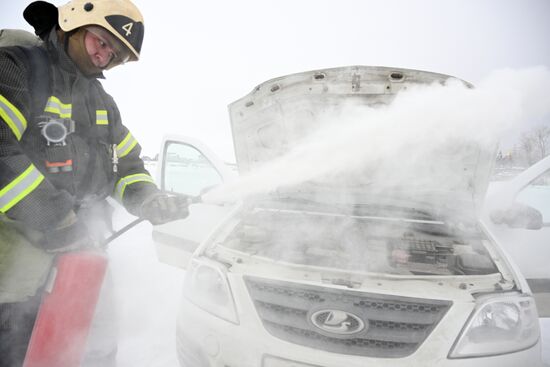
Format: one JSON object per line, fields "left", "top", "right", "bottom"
{"left": 44, "top": 96, "right": 72, "bottom": 118}
{"left": 116, "top": 132, "right": 138, "bottom": 158}
{"left": 121, "top": 140, "right": 138, "bottom": 158}
{"left": 0, "top": 165, "right": 45, "bottom": 212}
{"left": 115, "top": 173, "right": 155, "bottom": 201}
{"left": 96, "top": 110, "right": 109, "bottom": 125}
{"left": 0, "top": 95, "right": 27, "bottom": 140}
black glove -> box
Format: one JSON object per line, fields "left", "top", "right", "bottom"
{"left": 139, "top": 193, "right": 191, "bottom": 225}
{"left": 41, "top": 212, "right": 94, "bottom": 252}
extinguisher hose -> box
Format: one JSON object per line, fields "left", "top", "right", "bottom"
{"left": 101, "top": 194, "right": 202, "bottom": 247}
{"left": 101, "top": 217, "right": 145, "bottom": 247}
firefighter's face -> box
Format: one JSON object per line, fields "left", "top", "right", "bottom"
{"left": 84, "top": 27, "right": 130, "bottom": 69}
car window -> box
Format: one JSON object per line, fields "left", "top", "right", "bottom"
{"left": 516, "top": 168, "right": 550, "bottom": 222}
{"left": 162, "top": 142, "right": 223, "bottom": 196}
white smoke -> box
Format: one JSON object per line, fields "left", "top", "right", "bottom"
{"left": 202, "top": 67, "right": 550, "bottom": 204}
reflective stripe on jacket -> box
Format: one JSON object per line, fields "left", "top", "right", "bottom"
{"left": 0, "top": 165, "right": 44, "bottom": 213}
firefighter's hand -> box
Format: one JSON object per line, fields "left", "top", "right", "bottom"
{"left": 42, "top": 212, "right": 95, "bottom": 252}
{"left": 139, "top": 193, "right": 191, "bottom": 225}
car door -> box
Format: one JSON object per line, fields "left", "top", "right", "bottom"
{"left": 483, "top": 155, "right": 550, "bottom": 317}
{"left": 152, "top": 134, "right": 238, "bottom": 269}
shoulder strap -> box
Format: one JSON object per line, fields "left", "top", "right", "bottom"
{"left": 19, "top": 46, "right": 51, "bottom": 118}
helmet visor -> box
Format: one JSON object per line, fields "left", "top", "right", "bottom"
{"left": 85, "top": 26, "right": 132, "bottom": 68}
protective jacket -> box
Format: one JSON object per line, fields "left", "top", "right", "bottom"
{"left": 0, "top": 27, "right": 157, "bottom": 231}
{"left": 0, "top": 28, "right": 158, "bottom": 301}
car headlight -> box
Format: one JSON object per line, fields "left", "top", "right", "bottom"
{"left": 449, "top": 293, "right": 539, "bottom": 358}
{"left": 183, "top": 257, "right": 239, "bottom": 324}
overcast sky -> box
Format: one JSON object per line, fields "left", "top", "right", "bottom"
{"left": 2, "top": 0, "right": 550, "bottom": 160}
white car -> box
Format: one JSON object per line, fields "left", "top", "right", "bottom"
{"left": 153, "top": 66, "right": 545, "bottom": 367}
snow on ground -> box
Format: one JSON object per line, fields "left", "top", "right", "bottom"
{"left": 106, "top": 205, "right": 549, "bottom": 367}
{"left": 108, "top": 207, "right": 183, "bottom": 367}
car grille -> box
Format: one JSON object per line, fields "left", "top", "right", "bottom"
{"left": 245, "top": 276, "right": 452, "bottom": 358}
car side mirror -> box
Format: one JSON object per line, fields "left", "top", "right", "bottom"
{"left": 490, "top": 203, "right": 543, "bottom": 230}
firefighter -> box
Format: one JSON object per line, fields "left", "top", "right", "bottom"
{"left": 0, "top": 0, "right": 189, "bottom": 366}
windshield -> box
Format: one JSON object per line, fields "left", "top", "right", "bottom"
{"left": 220, "top": 204, "right": 497, "bottom": 276}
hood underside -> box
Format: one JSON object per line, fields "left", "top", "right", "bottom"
{"left": 228, "top": 66, "right": 496, "bottom": 216}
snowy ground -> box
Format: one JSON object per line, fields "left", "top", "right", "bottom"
{"left": 108, "top": 208, "right": 181, "bottom": 367}
{"left": 107, "top": 207, "right": 549, "bottom": 367}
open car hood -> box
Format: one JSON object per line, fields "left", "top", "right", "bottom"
{"left": 228, "top": 66, "right": 496, "bottom": 218}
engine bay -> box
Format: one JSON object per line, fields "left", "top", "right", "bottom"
{"left": 221, "top": 205, "right": 498, "bottom": 276}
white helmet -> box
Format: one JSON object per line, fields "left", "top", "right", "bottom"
{"left": 24, "top": 0, "right": 145, "bottom": 61}
{"left": 58, "top": 0, "right": 144, "bottom": 61}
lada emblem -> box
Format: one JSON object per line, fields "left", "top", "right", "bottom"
{"left": 310, "top": 309, "right": 366, "bottom": 335}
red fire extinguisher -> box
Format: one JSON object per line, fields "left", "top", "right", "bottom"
{"left": 21, "top": 217, "right": 145, "bottom": 367}
{"left": 22, "top": 251, "right": 108, "bottom": 367}
{"left": 23, "top": 251, "right": 107, "bottom": 367}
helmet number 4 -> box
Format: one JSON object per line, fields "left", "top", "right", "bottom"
{"left": 122, "top": 22, "right": 133, "bottom": 37}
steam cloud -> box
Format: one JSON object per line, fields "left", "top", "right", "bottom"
{"left": 202, "top": 67, "right": 550, "bottom": 205}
